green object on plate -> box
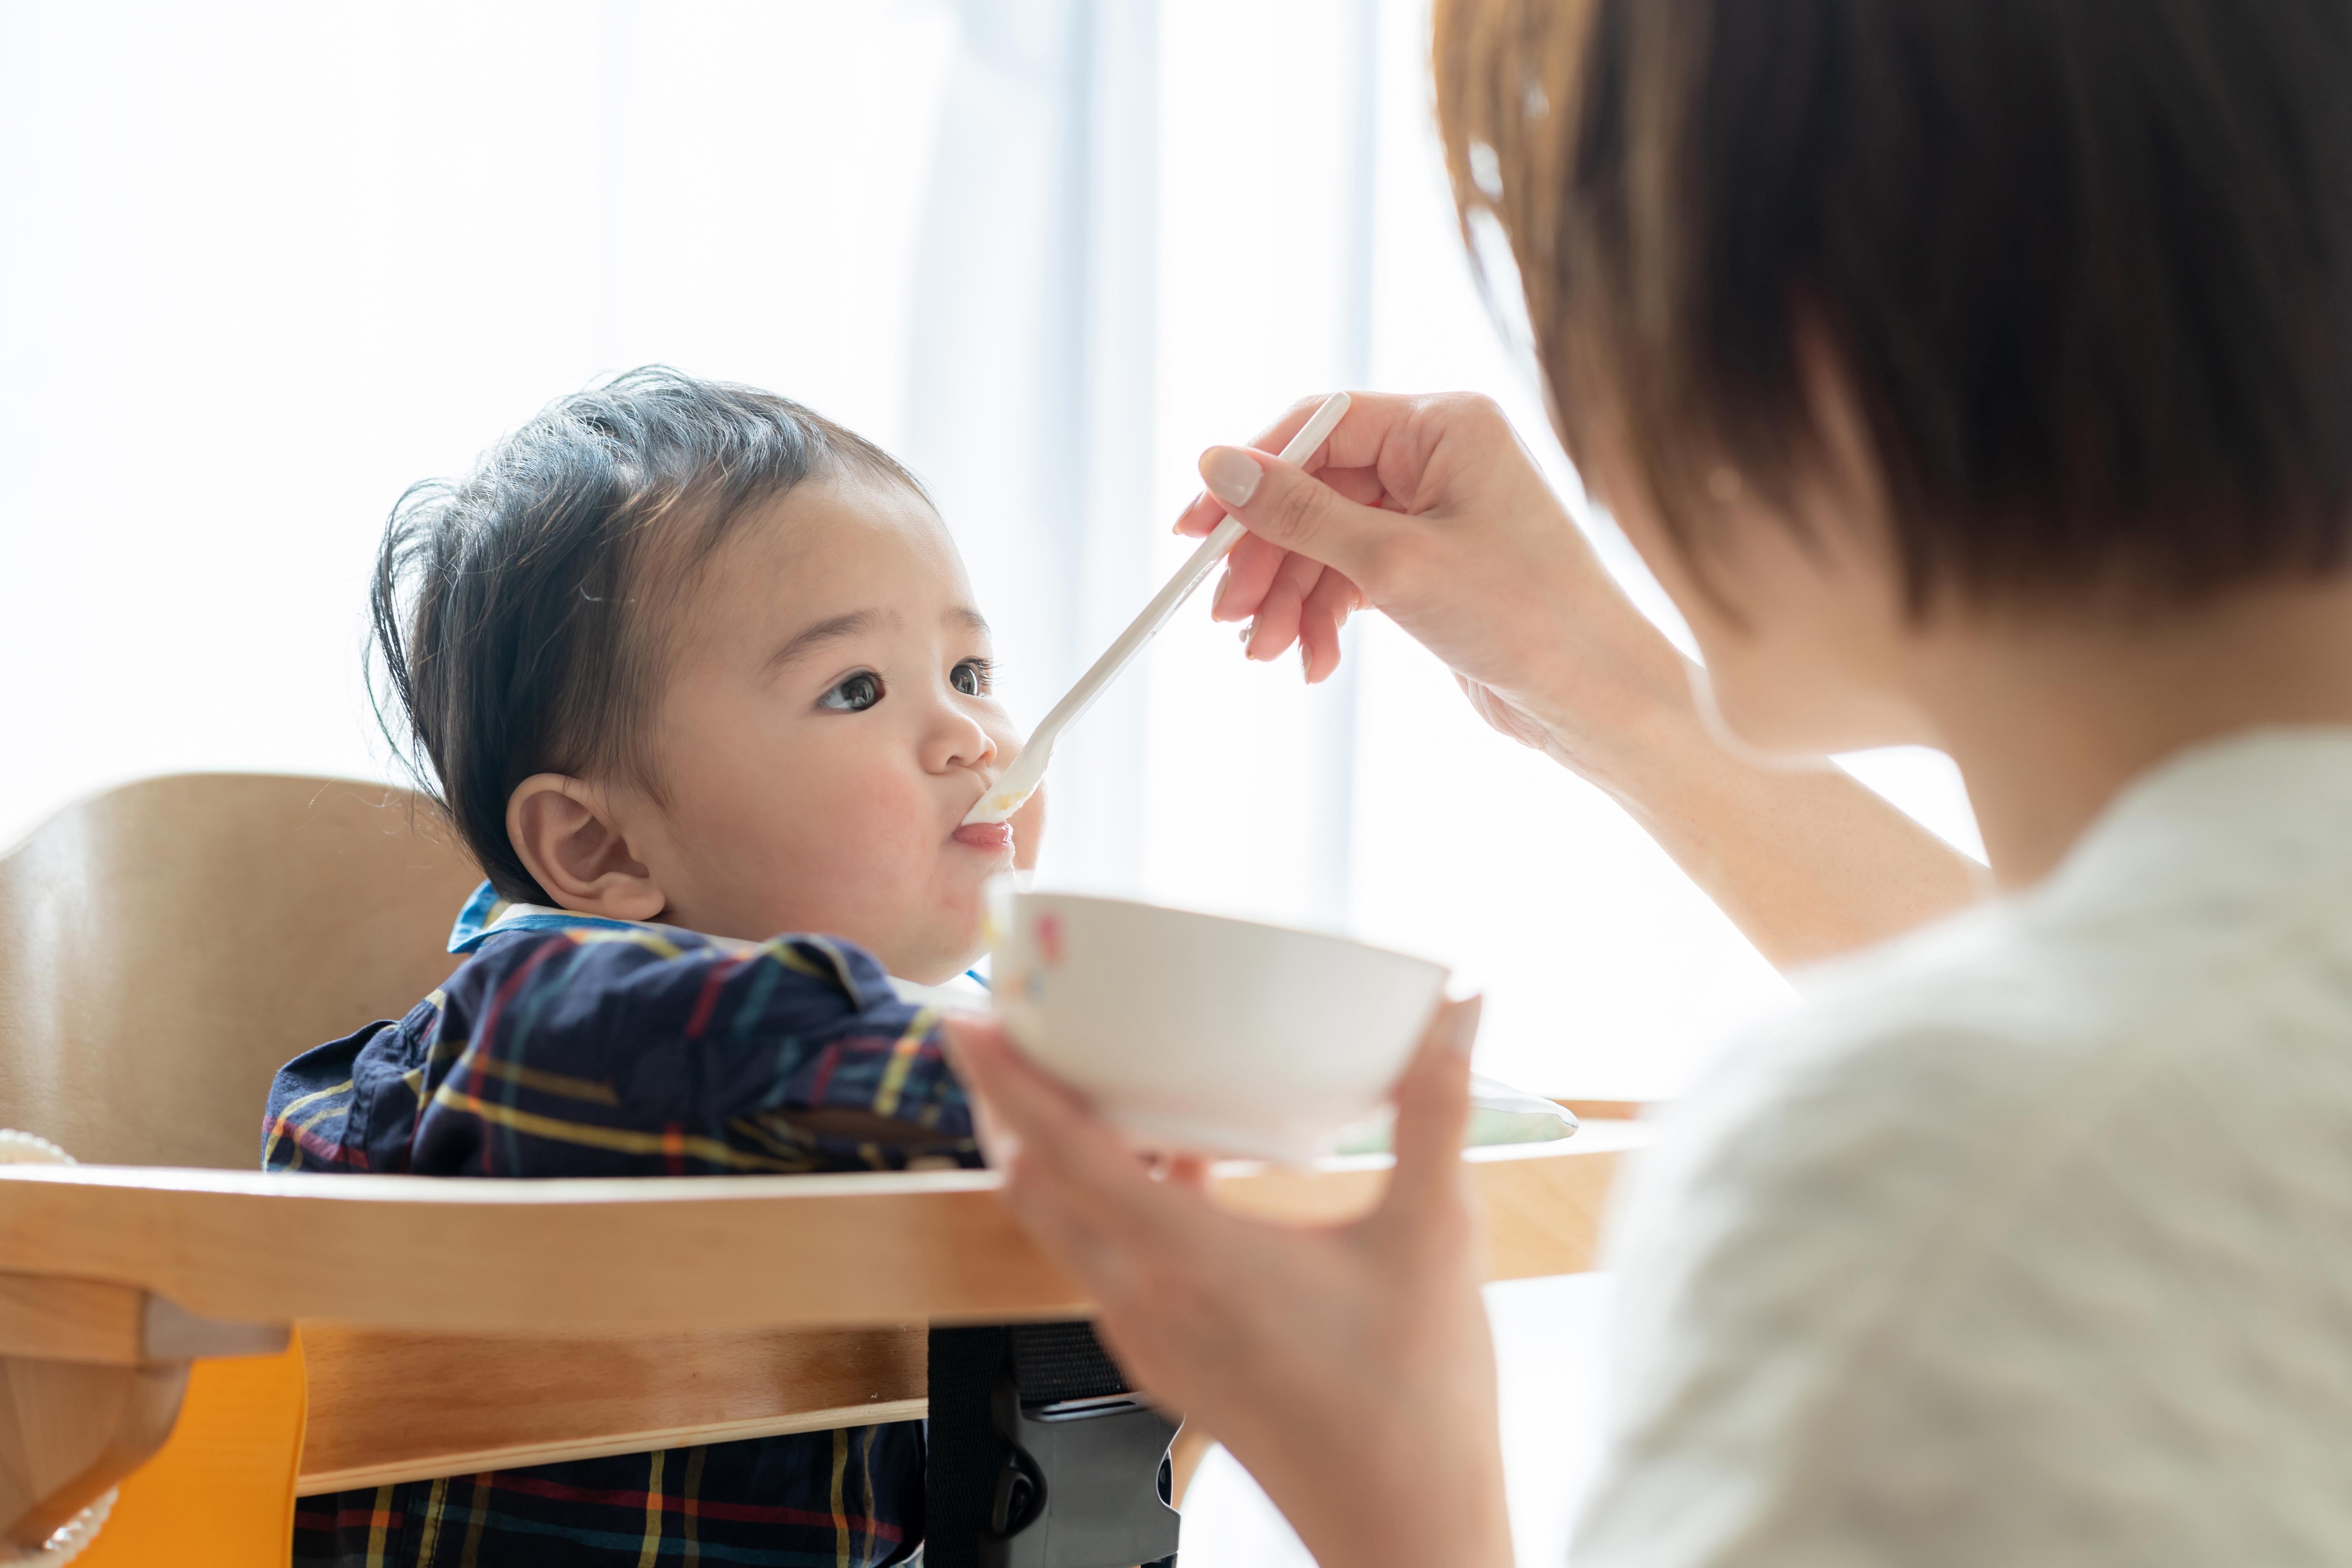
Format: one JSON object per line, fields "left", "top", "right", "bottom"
{"left": 1327, "top": 1075, "right": 1581, "bottom": 1156}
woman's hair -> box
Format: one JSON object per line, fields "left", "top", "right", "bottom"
{"left": 372, "top": 366, "right": 925, "bottom": 901}
{"left": 1434, "top": 0, "right": 2352, "bottom": 610}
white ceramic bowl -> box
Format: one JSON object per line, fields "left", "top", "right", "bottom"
{"left": 990, "top": 889, "right": 1451, "bottom": 1162}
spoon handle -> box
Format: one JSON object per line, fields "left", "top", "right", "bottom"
{"left": 965, "top": 391, "right": 1353, "bottom": 824}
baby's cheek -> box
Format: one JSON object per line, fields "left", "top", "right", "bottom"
{"left": 835, "top": 775, "right": 952, "bottom": 880}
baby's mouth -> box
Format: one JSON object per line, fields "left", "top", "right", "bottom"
{"left": 952, "top": 821, "right": 1014, "bottom": 851}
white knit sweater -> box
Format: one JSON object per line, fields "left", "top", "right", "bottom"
{"left": 1574, "top": 729, "right": 2352, "bottom": 1566}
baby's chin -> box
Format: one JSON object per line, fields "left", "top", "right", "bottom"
{"left": 710, "top": 864, "right": 992, "bottom": 980}
{"left": 874, "top": 911, "right": 989, "bottom": 986}
{"left": 889, "top": 951, "right": 983, "bottom": 986}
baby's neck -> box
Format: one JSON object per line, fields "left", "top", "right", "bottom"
{"left": 886, "top": 949, "right": 984, "bottom": 987}
{"left": 556, "top": 897, "right": 979, "bottom": 985}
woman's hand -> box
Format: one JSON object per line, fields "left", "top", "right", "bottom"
{"left": 1178, "top": 390, "right": 1987, "bottom": 966}
{"left": 1178, "top": 390, "right": 1689, "bottom": 779}
{"left": 945, "top": 1001, "right": 1516, "bottom": 1568}
{"left": 1009, "top": 783, "right": 1046, "bottom": 873}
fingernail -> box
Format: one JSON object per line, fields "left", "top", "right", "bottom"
{"left": 1175, "top": 491, "right": 1203, "bottom": 533}
{"left": 1437, "top": 996, "right": 1485, "bottom": 1058}
{"left": 1211, "top": 568, "right": 1232, "bottom": 619}
{"left": 1200, "top": 446, "right": 1263, "bottom": 507}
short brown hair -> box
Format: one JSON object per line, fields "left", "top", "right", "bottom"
{"left": 1436, "top": 0, "right": 2352, "bottom": 610}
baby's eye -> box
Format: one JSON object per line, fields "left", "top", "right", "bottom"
{"left": 951, "top": 658, "right": 993, "bottom": 698}
{"left": 819, "top": 671, "right": 885, "bottom": 712}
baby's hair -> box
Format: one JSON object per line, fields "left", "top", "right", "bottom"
{"left": 371, "top": 366, "right": 926, "bottom": 903}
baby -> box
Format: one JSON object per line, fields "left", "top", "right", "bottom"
{"left": 266, "top": 368, "right": 1041, "bottom": 1568}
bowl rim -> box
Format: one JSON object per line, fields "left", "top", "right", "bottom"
{"left": 1001, "top": 886, "right": 1451, "bottom": 980}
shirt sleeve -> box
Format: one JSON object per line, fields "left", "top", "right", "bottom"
{"left": 261, "top": 1018, "right": 404, "bottom": 1172}
{"left": 1568, "top": 971, "right": 2200, "bottom": 1568}
{"left": 1566, "top": 1013, "right": 2003, "bottom": 1568}
{"left": 262, "top": 925, "right": 975, "bottom": 1178}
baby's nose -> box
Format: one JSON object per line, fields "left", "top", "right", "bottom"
{"left": 927, "top": 703, "right": 998, "bottom": 773}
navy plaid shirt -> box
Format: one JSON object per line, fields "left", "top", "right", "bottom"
{"left": 265, "top": 889, "right": 978, "bottom": 1567}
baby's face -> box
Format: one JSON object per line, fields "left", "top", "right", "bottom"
{"left": 620, "top": 476, "right": 1038, "bottom": 980}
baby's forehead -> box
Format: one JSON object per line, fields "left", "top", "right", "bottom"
{"left": 671, "top": 472, "right": 980, "bottom": 642}
{"left": 746, "top": 476, "right": 965, "bottom": 589}
{"left": 744, "top": 470, "right": 952, "bottom": 555}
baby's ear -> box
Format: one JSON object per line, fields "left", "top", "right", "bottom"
{"left": 507, "top": 774, "right": 666, "bottom": 920}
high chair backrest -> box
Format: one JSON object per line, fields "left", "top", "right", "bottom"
{"left": 0, "top": 773, "right": 481, "bottom": 1169}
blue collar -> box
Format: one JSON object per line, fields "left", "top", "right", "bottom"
{"left": 445, "top": 881, "right": 991, "bottom": 990}
{"left": 447, "top": 882, "right": 658, "bottom": 954}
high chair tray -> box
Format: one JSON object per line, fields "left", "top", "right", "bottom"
{"left": 0, "top": 1130, "right": 1646, "bottom": 1504}
{"left": 0, "top": 1127, "right": 1645, "bottom": 1336}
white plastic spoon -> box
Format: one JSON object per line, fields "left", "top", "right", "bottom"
{"left": 963, "top": 390, "right": 1353, "bottom": 826}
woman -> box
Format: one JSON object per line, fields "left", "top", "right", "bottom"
{"left": 952, "top": 0, "right": 2352, "bottom": 1563}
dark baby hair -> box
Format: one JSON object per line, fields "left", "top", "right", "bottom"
{"left": 1435, "top": 0, "right": 2352, "bottom": 611}
{"left": 371, "top": 366, "right": 925, "bottom": 903}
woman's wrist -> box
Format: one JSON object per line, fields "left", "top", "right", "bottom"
{"left": 1518, "top": 605, "right": 1710, "bottom": 804}
{"left": 1515, "top": 629, "right": 1990, "bottom": 968}
{"left": 1230, "top": 1399, "right": 1515, "bottom": 1568}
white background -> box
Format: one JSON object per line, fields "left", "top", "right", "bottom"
{"left": 0, "top": 3, "right": 1982, "bottom": 1558}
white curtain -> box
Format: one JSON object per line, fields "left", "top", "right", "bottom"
{"left": 0, "top": 8, "right": 1983, "bottom": 1557}
{"left": 0, "top": 0, "right": 1885, "bottom": 1099}
{"left": 903, "top": 0, "right": 1161, "bottom": 892}
{"left": 0, "top": 0, "right": 958, "bottom": 840}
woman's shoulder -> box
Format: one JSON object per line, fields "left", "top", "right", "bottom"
{"left": 1660, "top": 901, "right": 2100, "bottom": 1193}
{"left": 1734, "top": 784, "right": 2352, "bottom": 1165}
{"left": 1609, "top": 832, "right": 2352, "bottom": 1410}
{"left": 1589, "top": 783, "right": 2352, "bottom": 1565}
{"left": 1653, "top": 868, "right": 2330, "bottom": 1250}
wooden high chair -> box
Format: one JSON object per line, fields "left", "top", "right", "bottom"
{"left": 0, "top": 773, "right": 1644, "bottom": 1564}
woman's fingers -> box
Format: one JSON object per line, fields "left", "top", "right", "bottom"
{"left": 1207, "top": 474, "right": 1385, "bottom": 634}
{"left": 1161, "top": 1151, "right": 1213, "bottom": 1192}
{"left": 1008, "top": 783, "right": 1047, "bottom": 873}
{"left": 1245, "top": 550, "right": 1333, "bottom": 663}
{"left": 1175, "top": 394, "right": 1416, "bottom": 542}
{"left": 1198, "top": 447, "right": 1412, "bottom": 603}
{"left": 1362, "top": 997, "right": 1484, "bottom": 1249}
{"left": 946, "top": 1023, "right": 1108, "bottom": 1160}
{"left": 944, "top": 1022, "right": 1122, "bottom": 1189}
{"left": 946, "top": 1018, "right": 1068, "bottom": 1169}
{"left": 1321, "top": 463, "right": 1394, "bottom": 510}
{"left": 943, "top": 1020, "right": 1209, "bottom": 1278}
{"left": 1174, "top": 395, "right": 1344, "bottom": 538}
{"left": 1393, "top": 996, "right": 1481, "bottom": 1164}
{"left": 1211, "top": 533, "right": 1289, "bottom": 623}
{"left": 943, "top": 1036, "right": 1127, "bottom": 1278}
{"left": 942, "top": 1015, "right": 1059, "bottom": 1104}
{"left": 949, "top": 1003, "right": 1512, "bottom": 1568}
{"left": 1296, "top": 567, "right": 1364, "bottom": 684}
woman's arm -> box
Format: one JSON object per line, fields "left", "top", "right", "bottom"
{"left": 1556, "top": 670, "right": 1989, "bottom": 971}
{"left": 946, "top": 1003, "right": 1516, "bottom": 1568}
{"left": 1180, "top": 391, "right": 1986, "bottom": 970}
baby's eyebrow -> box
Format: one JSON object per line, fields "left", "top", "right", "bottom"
{"left": 766, "top": 609, "right": 878, "bottom": 670}
{"left": 947, "top": 605, "right": 991, "bottom": 637}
